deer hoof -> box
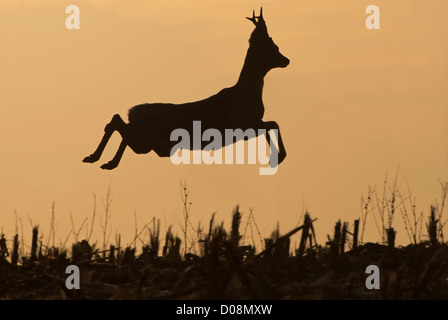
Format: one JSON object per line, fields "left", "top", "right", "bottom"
{"left": 269, "top": 152, "right": 286, "bottom": 167}
{"left": 278, "top": 151, "right": 287, "bottom": 164}
{"left": 101, "top": 161, "right": 118, "bottom": 170}
{"left": 83, "top": 154, "right": 100, "bottom": 163}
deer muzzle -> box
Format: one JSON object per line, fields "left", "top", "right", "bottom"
{"left": 278, "top": 53, "right": 290, "bottom": 68}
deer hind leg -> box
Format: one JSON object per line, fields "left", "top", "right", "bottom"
{"left": 261, "top": 120, "right": 287, "bottom": 165}
{"left": 83, "top": 114, "right": 127, "bottom": 164}
{"left": 101, "top": 140, "right": 127, "bottom": 170}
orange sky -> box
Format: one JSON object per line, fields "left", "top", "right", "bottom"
{"left": 1, "top": 0, "right": 448, "bottom": 249}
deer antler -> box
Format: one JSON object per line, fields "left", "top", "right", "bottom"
{"left": 246, "top": 8, "right": 264, "bottom": 26}
{"left": 246, "top": 10, "right": 257, "bottom": 26}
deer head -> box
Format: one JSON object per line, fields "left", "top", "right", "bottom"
{"left": 246, "top": 8, "right": 290, "bottom": 72}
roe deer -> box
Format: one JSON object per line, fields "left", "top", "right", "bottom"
{"left": 83, "top": 8, "right": 289, "bottom": 170}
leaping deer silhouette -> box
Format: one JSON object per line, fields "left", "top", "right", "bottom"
{"left": 83, "top": 8, "right": 289, "bottom": 170}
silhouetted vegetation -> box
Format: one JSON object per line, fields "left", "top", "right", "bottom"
{"left": 1, "top": 203, "right": 448, "bottom": 299}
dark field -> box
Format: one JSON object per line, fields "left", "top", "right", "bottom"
{"left": 1, "top": 207, "right": 448, "bottom": 300}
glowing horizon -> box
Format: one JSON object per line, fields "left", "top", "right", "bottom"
{"left": 1, "top": 0, "right": 448, "bottom": 249}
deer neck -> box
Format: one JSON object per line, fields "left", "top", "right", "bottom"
{"left": 236, "top": 49, "right": 267, "bottom": 96}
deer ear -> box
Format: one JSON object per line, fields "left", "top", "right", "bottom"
{"left": 246, "top": 10, "right": 257, "bottom": 26}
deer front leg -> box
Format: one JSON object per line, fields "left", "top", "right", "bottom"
{"left": 261, "top": 120, "right": 287, "bottom": 165}
{"left": 83, "top": 114, "right": 126, "bottom": 163}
